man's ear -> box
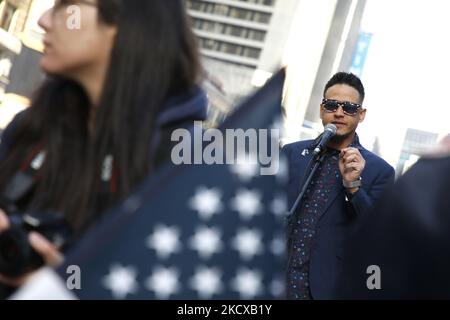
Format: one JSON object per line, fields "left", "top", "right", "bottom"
{"left": 359, "top": 108, "right": 367, "bottom": 123}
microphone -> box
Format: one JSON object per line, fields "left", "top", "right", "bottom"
{"left": 313, "top": 124, "right": 337, "bottom": 155}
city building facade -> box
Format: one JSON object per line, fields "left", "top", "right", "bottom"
{"left": 186, "top": 0, "right": 298, "bottom": 106}
{"left": 0, "top": 0, "right": 49, "bottom": 129}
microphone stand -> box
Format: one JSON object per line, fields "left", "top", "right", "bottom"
{"left": 287, "top": 150, "right": 327, "bottom": 236}
{"left": 284, "top": 149, "right": 328, "bottom": 278}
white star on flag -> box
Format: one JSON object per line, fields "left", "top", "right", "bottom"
{"left": 270, "top": 193, "right": 288, "bottom": 217}
{"left": 230, "top": 153, "right": 259, "bottom": 182}
{"left": 230, "top": 189, "right": 263, "bottom": 220}
{"left": 231, "top": 268, "right": 263, "bottom": 299}
{"left": 146, "top": 266, "right": 180, "bottom": 299}
{"left": 146, "top": 225, "right": 181, "bottom": 259}
{"left": 231, "top": 228, "right": 263, "bottom": 260}
{"left": 102, "top": 264, "right": 139, "bottom": 300}
{"left": 189, "top": 226, "right": 223, "bottom": 259}
{"left": 190, "top": 266, "right": 223, "bottom": 299}
{"left": 270, "top": 277, "right": 285, "bottom": 298}
{"left": 270, "top": 235, "right": 285, "bottom": 256}
{"left": 189, "top": 187, "right": 223, "bottom": 220}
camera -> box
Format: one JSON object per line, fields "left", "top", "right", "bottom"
{"left": 0, "top": 211, "right": 72, "bottom": 278}
{"left": 0, "top": 163, "right": 73, "bottom": 278}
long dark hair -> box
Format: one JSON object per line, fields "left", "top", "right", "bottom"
{"left": 0, "top": 0, "right": 201, "bottom": 233}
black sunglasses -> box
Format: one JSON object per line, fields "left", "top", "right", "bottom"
{"left": 321, "top": 99, "right": 362, "bottom": 116}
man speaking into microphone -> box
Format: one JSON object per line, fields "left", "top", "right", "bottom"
{"left": 282, "top": 72, "right": 394, "bottom": 300}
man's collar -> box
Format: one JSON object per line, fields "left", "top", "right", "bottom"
{"left": 308, "top": 132, "right": 362, "bottom": 151}
{"left": 349, "top": 133, "right": 362, "bottom": 149}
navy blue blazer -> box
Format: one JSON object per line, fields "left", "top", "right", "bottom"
{"left": 282, "top": 137, "right": 395, "bottom": 299}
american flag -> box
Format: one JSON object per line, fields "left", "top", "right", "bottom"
{"left": 54, "top": 69, "right": 287, "bottom": 300}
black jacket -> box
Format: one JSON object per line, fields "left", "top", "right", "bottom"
{"left": 336, "top": 154, "right": 450, "bottom": 299}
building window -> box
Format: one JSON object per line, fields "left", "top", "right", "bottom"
{"left": 252, "top": 11, "right": 271, "bottom": 24}
{"left": 238, "top": 0, "right": 276, "bottom": 7}
{"left": 247, "top": 29, "right": 265, "bottom": 41}
{"left": 199, "top": 37, "right": 261, "bottom": 60}
{"left": 186, "top": 0, "right": 272, "bottom": 25}
{"left": 192, "top": 18, "right": 267, "bottom": 42}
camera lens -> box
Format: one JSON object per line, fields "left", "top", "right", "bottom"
{"left": 1, "top": 235, "right": 21, "bottom": 263}
{"left": 0, "top": 227, "right": 44, "bottom": 278}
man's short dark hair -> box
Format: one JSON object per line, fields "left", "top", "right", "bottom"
{"left": 324, "top": 72, "right": 365, "bottom": 103}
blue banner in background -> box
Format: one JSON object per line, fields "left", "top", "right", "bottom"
{"left": 349, "top": 32, "right": 373, "bottom": 77}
